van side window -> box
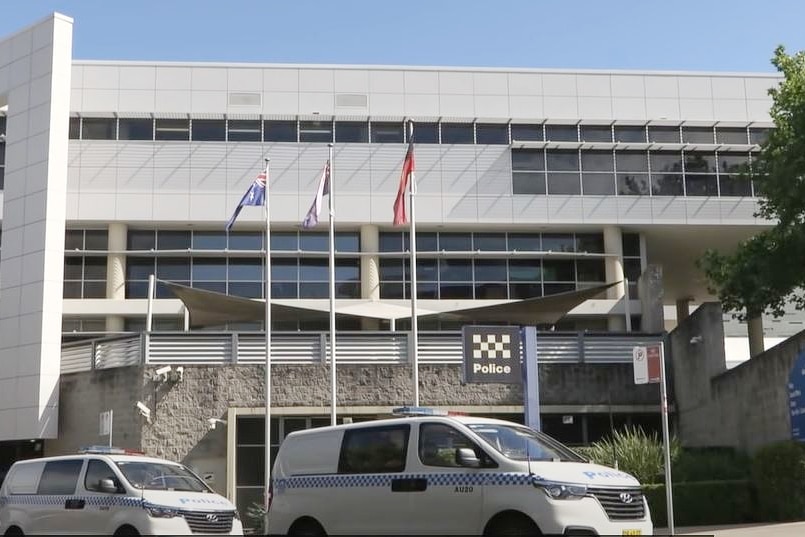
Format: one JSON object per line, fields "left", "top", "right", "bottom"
{"left": 37, "top": 460, "right": 84, "bottom": 495}
{"left": 84, "top": 460, "right": 121, "bottom": 493}
{"left": 338, "top": 425, "right": 410, "bottom": 474}
{"left": 419, "top": 423, "right": 491, "bottom": 468}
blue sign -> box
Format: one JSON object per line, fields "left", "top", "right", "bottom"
{"left": 789, "top": 349, "right": 805, "bottom": 442}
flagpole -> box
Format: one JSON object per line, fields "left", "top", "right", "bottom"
{"left": 262, "top": 157, "right": 272, "bottom": 533}
{"left": 408, "top": 120, "right": 420, "bottom": 406}
{"left": 327, "top": 144, "right": 338, "bottom": 426}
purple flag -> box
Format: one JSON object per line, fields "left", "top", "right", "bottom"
{"left": 301, "top": 161, "right": 331, "bottom": 229}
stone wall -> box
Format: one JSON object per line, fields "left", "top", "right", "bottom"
{"left": 671, "top": 302, "right": 805, "bottom": 453}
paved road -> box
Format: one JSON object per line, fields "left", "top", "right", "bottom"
{"left": 655, "top": 521, "right": 805, "bottom": 536}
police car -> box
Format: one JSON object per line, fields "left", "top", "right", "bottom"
{"left": 0, "top": 446, "right": 243, "bottom": 535}
{"left": 268, "top": 408, "right": 652, "bottom": 536}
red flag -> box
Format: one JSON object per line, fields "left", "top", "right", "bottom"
{"left": 393, "top": 139, "right": 415, "bottom": 226}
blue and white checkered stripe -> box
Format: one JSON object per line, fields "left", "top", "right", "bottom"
{"left": 1, "top": 495, "right": 144, "bottom": 508}
{"left": 274, "top": 472, "right": 542, "bottom": 492}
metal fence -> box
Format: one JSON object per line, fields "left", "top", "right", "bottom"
{"left": 59, "top": 331, "right": 663, "bottom": 374}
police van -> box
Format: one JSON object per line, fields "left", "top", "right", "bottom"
{"left": 0, "top": 447, "right": 243, "bottom": 535}
{"left": 268, "top": 408, "right": 652, "bottom": 536}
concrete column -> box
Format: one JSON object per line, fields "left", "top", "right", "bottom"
{"left": 106, "top": 223, "right": 127, "bottom": 332}
{"left": 747, "top": 314, "right": 765, "bottom": 358}
{"left": 360, "top": 225, "right": 380, "bottom": 330}
{"left": 603, "top": 226, "right": 626, "bottom": 331}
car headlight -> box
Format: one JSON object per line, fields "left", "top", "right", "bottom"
{"left": 145, "top": 504, "right": 179, "bottom": 518}
{"left": 537, "top": 482, "right": 587, "bottom": 500}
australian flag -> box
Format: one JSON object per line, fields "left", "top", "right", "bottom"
{"left": 226, "top": 164, "right": 267, "bottom": 231}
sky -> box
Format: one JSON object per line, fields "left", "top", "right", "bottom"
{"left": 2, "top": 0, "right": 805, "bottom": 73}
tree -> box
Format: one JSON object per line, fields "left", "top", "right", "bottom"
{"left": 699, "top": 46, "right": 805, "bottom": 356}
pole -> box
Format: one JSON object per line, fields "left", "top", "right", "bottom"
{"left": 108, "top": 409, "right": 113, "bottom": 448}
{"left": 624, "top": 277, "right": 632, "bottom": 332}
{"left": 522, "top": 326, "right": 541, "bottom": 431}
{"left": 262, "top": 158, "right": 272, "bottom": 533}
{"left": 146, "top": 274, "right": 155, "bottom": 332}
{"left": 327, "top": 144, "right": 337, "bottom": 426}
{"left": 659, "top": 340, "right": 674, "bottom": 535}
{"left": 408, "top": 121, "right": 420, "bottom": 406}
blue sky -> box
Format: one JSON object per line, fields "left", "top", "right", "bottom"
{"left": 2, "top": 0, "right": 804, "bottom": 73}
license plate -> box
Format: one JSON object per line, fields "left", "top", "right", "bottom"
{"left": 622, "top": 530, "right": 641, "bottom": 536}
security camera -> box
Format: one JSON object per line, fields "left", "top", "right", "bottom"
{"left": 207, "top": 418, "right": 227, "bottom": 430}
{"left": 169, "top": 366, "right": 184, "bottom": 383}
{"left": 153, "top": 366, "right": 172, "bottom": 382}
{"left": 136, "top": 401, "right": 151, "bottom": 423}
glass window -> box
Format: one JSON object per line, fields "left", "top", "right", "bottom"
{"left": 682, "top": 126, "right": 714, "bottom": 144}
{"left": 38, "top": 460, "right": 84, "bottom": 495}
{"left": 545, "top": 124, "right": 578, "bottom": 142}
{"left": 270, "top": 258, "right": 298, "bottom": 281}
{"left": 651, "top": 174, "right": 684, "bottom": 196}
{"left": 576, "top": 233, "right": 604, "bottom": 253}
{"left": 192, "top": 119, "right": 226, "bottom": 141}
{"left": 126, "top": 257, "right": 155, "bottom": 281}
{"left": 228, "top": 232, "right": 263, "bottom": 250}
{"left": 419, "top": 423, "right": 487, "bottom": 467}
{"left": 580, "top": 125, "right": 612, "bottom": 142}
{"left": 684, "top": 152, "right": 717, "bottom": 173}
{"left": 580, "top": 151, "right": 614, "bottom": 172}
{"left": 157, "top": 258, "right": 190, "bottom": 280}
{"left": 543, "top": 260, "right": 575, "bottom": 281}
{"left": 473, "top": 233, "right": 507, "bottom": 251}
{"left": 299, "top": 121, "right": 332, "bottom": 143}
{"left": 370, "top": 122, "right": 404, "bottom": 143}
{"left": 512, "top": 149, "right": 544, "bottom": 171}
{"left": 300, "top": 259, "right": 328, "bottom": 281}
{"left": 268, "top": 232, "right": 296, "bottom": 251}
{"left": 685, "top": 174, "right": 718, "bottom": 196}
{"left": 513, "top": 172, "right": 546, "bottom": 195}
{"left": 85, "top": 460, "right": 122, "bottom": 493}
{"left": 508, "top": 233, "right": 540, "bottom": 251}
{"left": 69, "top": 117, "right": 81, "bottom": 139}
{"left": 617, "top": 173, "right": 650, "bottom": 195}
{"left": 264, "top": 120, "right": 297, "bottom": 142}
{"left": 647, "top": 126, "right": 680, "bottom": 143}
{"left": 624, "top": 258, "right": 642, "bottom": 282}
{"left": 229, "top": 258, "right": 263, "bottom": 281}
{"left": 622, "top": 233, "right": 641, "bottom": 257}
{"left": 127, "top": 230, "right": 156, "bottom": 250}
{"left": 85, "top": 230, "right": 108, "bottom": 251}
{"left": 155, "top": 119, "right": 190, "bottom": 141}
{"left": 614, "top": 125, "right": 646, "bottom": 143}
{"left": 300, "top": 282, "right": 329, "bottom": 298}
{"left": 416, "top": 259, "right": 439, "bottom": 281}
{"left": 65, "top": 230, "right": 84, "bottom": 250}
{"left": 542, "top": 234, "right": 575, "bottom": 252}
{"left": 475, "top": 124, "right": 509, "bottom": 144}
{"left": 228, "top": 120, "right": 262, "bottom": 142}
{"left": 63, "top": 281, "right": 82, "bottom": 298}
{"left": 379, "top": 259, "right": 404, "bottom": 281}
{"left": 336, "top": 233, "right": 360, "bottom": 253}
{"left": 379, "top": 232, "right": 403, "bottom": 253}
{"left": 440, "top": 123, "right": 474, "bottom": 144}
{"left": 511, "top": 124, "right": 543, "bottom": 142}
{"left": 719, "top": 175, "right": 753, "bottom": 197}
{"left": 82, "top": 118, "right": 117, "bottom": 140}
{"left": 509, "top": 259, "right": 541, "bottom": 281}
{"left": 546, "top": 150, "right": 579, "bottom": 171}
{"left": 718, "top": 153, "right": 751, "bottom": 174}
{"left": 193, "top": 231, "right": 227, "bottom": 250}
{"left": 83, "top": 257, "right": 107, "bottom": 280}
{"left": 119, "top": 118, "right": 153, "bottom": 141}
{"left": 474, "top": 259, "right": 507, "bottom": 281}
{"left": 616, "top": 151, "right": 649, "bottom": 172}
{"left": 410, "top": 122, "right": 439, "bottom": 144}
{"left": 582, "top": 173, "right": 615, "bottom": 195}
{"left": 412, "top": 233, "right": 438, "bottom": 252}
{"left": 547, "top": 173, "right": 580, "bottom": 195}
{"left": 338, "top": 425, "right": 410, "bottom": 474}
{"left": 299, "top": 232, "right": 328, "bottom": 252}
{"left": 116, "top": 461, "right": 209, "bottom": 492}
{"left": 749, "top": 128, "right": 771, "bottom": 145}
{"left": 157, "top": 231, "right": 191, "bottom": 250}
{"left": 510, "top": 283, "right": 542, "bottom": 299}
{"left": 475, "top": 282, "right": 508, "bottom": 299}
{"left": 439, "top": 259, "right": 472, "bottom": 281}
{"left": 650, "top": 152, "right": 683, "bottom": 173}
{"left": 467, "top": 423, "right": 582, "bottom": 462}
{"left": 335, "top": 122, "right": 368, "bottom": 143}
{"left": 716, "top": 127, "right": 748, "bottom": 145}
{"left": 230, "top": 282, "right": 263, "bottom": 298}
{"left": 64, "top": 257, "right": 83, "bottom": 280}
{"left": 439, "top": 233, "right": 472, "bottom": 252}
{"left": 577, "top": 259, "right": 606, "bottom": 281}
{"left": 272, "top": 282, "right": 297, "bottom": 298}
{"left": 193, "top": 258, "right": 227, "bottom": 280}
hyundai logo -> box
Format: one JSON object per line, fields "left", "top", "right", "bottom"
{"left": 205, "top": 513, "right": 219, "bottom": 522}
{"left": 619, "top": 492, "right": 634, "bottom": 504}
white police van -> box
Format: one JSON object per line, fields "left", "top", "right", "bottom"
{"left": 0, "top": 446, "right": 243, "bottom": 535}
{"left": 268, "top": 408, "right": 651, "bottom": 536}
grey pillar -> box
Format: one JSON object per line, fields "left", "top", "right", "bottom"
{"left": 105, "top": 223, "right": 127, "bottom": 332}
{"left": 604, "top": 226, "right": 626, "bottom": 331}
{"left": 360, "top": 225, "right": 380, "bottom": 330}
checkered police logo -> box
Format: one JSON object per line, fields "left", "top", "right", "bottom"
{"left": 472, "top": 333, "right": 513, "bottom": 360}
{"left": 462, "top": 326, "right": 522, "bottom": 384}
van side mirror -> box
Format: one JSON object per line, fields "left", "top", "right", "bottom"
{"left": 456, "top": 448, "right": 481, "bottom": 468}
{"left": 99, "top": 478, "right": 120, "bottom": 493}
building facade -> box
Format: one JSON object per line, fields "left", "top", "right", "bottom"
{"left": 0, "top": 13, "right": 793, "bottom": 519}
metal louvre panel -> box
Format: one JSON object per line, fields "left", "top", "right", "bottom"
{"left": 179, "top": 510, "right": 234, "bottom": 534}
{"left": 587, "top": 487, "right": 646, "bottom": 520}
{"left": 95, "top": 336, "right": 142, "bottom": 369}
{"left": 419, "top": 333, "right": 463, "bottom": 364}
{"left": 149, "top": 334, "right": 233, "bottom": 364}
{"left": 238, "top": 333, "right": 320, "bottom": 364}
{"left": 328, "top": 333, "right": 407, "bottom": 364}
{"left": 61, "top": 342, "right": 94, "bottom": 373}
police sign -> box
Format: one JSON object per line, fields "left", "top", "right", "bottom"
{"left": 462, "top": 326, "right": 522, "bottom": 384}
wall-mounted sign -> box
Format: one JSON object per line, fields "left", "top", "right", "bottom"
{"left": 462, "top": 326, "right": 522, "bottom": 384}
{"left": 789, "top": 349, "right": 805, "bottom": 442}
{"left": 633, "top": 345, "right": 662, "bottom": 385}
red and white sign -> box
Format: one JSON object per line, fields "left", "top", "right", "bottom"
{"left": 633, "top": 345, "right": 662, "bottom": 385}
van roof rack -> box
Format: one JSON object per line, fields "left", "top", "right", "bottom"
{"left": 392, "top": 406, "right": 467, "bottom": 417}
{"left": 78, "top": 445, "right": 145, "bottom": 455}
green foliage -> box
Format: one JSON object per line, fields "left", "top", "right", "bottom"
{"left": 245, "top": 502, "right": 265, "bottom": 535}
{"left": 643, "top": 480, "right": 755, "bottom": 527}
{"left": 672, "top": 447, "right": 751, "bottom": 482}
{"left": 584, "top": 426, "right": 680, "bottom": 484}
{"left": 751, "top": 440, "right": 805, "bottom": 521}
{"left": 699, "top": 46, "right": 805, "bottom": 320}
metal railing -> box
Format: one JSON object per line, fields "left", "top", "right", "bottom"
{"left": 60, "top": 331, "right": 663, "bottom": 374}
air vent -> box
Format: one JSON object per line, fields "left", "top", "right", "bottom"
{"left": 228, "top": 92, "right": 262, "bottom": 106}
{"left": 335, "top": 93, "right": 368, "bottom": 108}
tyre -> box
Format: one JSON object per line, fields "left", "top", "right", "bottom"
{"left": 484, "top": 512, "right": 541, "bottom": 536}
{"left": 287, "top": 517, "right": 326, "bottom": 536}
{"left": 4, "top": 527, "right": 23, "bottom": 537}
{"left": 113, "top": 526, "right": 140, "bottom": 537}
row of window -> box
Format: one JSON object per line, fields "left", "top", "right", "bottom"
{"left": 68, "top": 116, "right": 771, "bottom": 146}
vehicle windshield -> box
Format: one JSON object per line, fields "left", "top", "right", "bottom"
{"left": 116, "top": 461, "right": 210, "bottom": 492}
{"left": 467, "top": 423, "right": 585, "bottom": 462}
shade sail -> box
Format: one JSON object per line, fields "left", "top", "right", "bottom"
{"left": 160, "top": 280, "right": 619, "bottom": 329}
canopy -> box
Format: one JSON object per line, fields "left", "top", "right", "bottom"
{"left": 161, "top": 280, "right": 620, "bottom": 329}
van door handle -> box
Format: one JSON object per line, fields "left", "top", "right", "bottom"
{"left": 65, "top": 498, "right": 85, "bottom": 510}
{"left": 391, "top": 478, "right": 427, "bottom": 492}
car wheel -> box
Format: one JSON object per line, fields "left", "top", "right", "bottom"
{"left": 288, "top": 517, "right": 326, "bottom": 536}
{"left": 113, "top": 525, "right": 140, "bottom": 536}
{"left": 4, "top": 527, "right": 24, "bottom": 537}
{"left": 484, "top": 512, "right": 541, "bottom": 536}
